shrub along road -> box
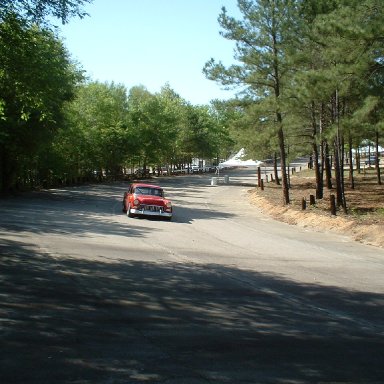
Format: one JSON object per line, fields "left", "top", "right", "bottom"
{"left": 1, "top": 170, "right": 384, "bottom": 383}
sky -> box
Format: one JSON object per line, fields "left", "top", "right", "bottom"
{"left": 57, "top": 0, "right": 242, "bottom": 105}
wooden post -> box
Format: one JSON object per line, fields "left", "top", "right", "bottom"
{"left": 330, "top": 194, "right": 337, "bottom": 215}
{"left": 309, "top": 194, "right": 316, "bottom": 205}
{"left": 257, "top": 167, "right": 261, "bottom": 187}
{"left": 301, "top": 197, "right": 306, "bottom": 210}
{"left": 260, "top": 179, "right": 264, "bottom": 190}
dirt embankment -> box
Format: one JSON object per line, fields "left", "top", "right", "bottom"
{"left": 248, "top": 171, "right": 384, "bottom": 249}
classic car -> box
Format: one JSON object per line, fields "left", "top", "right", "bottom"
{"left": 122, "top": 183, "right": 172, "bottom": 220}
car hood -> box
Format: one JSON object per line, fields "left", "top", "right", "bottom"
{"left": 135, "top": 195, "right": 168, "bottom": 205}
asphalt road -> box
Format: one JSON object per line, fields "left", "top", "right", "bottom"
{"left": 1, "top": 169, "right": 384, "bottom": 384}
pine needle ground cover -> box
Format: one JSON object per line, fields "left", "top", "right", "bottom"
{"left": 250, "top": 168, "right": 384, "bottom": 248}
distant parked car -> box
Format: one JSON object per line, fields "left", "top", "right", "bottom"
{"left": 191, "top": 165, "right": 202, "bottom": 173}
{"left": 134, "top": 168, "right": 150, "bottom": 177}
{"left": 160, "top": 167, "right": 168, "bottom": 175}
{"left": 122, "top": 183, "right": 172, "bottom": 220}
{"left": 204, "top": 166, "right": 216, "bottom": 173}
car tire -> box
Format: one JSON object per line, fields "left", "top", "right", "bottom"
{"left": 122, "top": 202, "right": 127, "bottom": 213}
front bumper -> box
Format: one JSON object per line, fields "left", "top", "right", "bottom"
{"left": 130, "top": 208, "right": 172, "bottom": 218}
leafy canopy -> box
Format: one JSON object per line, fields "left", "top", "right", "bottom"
{"left": 0, "top": 0, "right": 93, "bottom": 24}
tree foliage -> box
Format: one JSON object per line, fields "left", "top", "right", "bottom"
{"left": 204, "top": 0, "right": 384, "bottom": 207}
{"left": 0, "top": 0, "right": 92, "bottom": 192}
{"left": 2, "top": 0, "right": 383, "bottom": 204}
{"left": 0, "top": 14, "right": 82, "bottom": 191}
{"left": 0, "top": 0, "right": 93, "bottom": 24}
{"left": 204, "top": 0, "right": 300, "bottom": 204}
{"left": 15, "top": 81, "right": 232, "bottom": 189}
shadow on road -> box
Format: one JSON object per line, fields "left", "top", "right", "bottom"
{"left": 1, "top": 239, "right": 383, "bottom": 383}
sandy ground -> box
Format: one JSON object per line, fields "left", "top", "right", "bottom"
{"left": 249, "top": 190, "right": 384, "bottom": 249}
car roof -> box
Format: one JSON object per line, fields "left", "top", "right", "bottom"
{"left": 131, "top": 183, "right": 162, "bottom": 189}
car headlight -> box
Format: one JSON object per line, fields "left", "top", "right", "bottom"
{"left": 133, "top": 199, "right": 140, "bottom": 206}
{"left": 166, "top": 202, "right": 172, "bottom": 208}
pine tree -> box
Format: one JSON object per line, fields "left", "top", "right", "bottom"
{"left": 204, "top": 0, "right": 299, "bottom": 205}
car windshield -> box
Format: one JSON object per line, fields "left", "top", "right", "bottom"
{"left": 134, "top": 187, "right": 163, "bottom": 197}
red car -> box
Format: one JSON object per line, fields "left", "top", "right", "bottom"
{"left": 122, "top": 183, "right": 173, "bottom": 220}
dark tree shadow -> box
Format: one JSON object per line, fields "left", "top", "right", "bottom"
{"left": 1, "top": 239, "right": 383, "bottom": 383}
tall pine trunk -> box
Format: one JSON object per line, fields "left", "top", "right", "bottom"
{"left": 375, "top": 131, "right": 382, "bottom": 185}
{"left": 324, "top": 141, "right": 333, "bottom": 189}
{"left": 270, "top": 12, "right": 289, "bottom": 205}
{"left": 277, "top": 122, "right": 289, "bottom": 204}
{"left": 313, "top": 143, "right": 322, "bottom": 199}
{"left": 273, "top": 152, "right": 280, "bottom": 185}
{"left": 348, "top": 134, "right": 355, "bottom": 189}
{"left": 333, "top": 138, "right": 347, "bottom": 212}
{"left": 333, "top": 91, "right": 347, "bottom": 213}
{"left": 312, "top": 101, "right": 323, "bottom": 199}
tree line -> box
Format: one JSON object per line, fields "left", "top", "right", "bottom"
{"left": 1, "top": 0, "right": 383, "bottom": 212}
{"left": 0, "top": 0, "right": 234, "bottom": 193}
{"left": 48, "top": 82, "right": 234, "bottom": 187}
{"left": 204, "top": 0, "right": 383, "bottom": 210}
